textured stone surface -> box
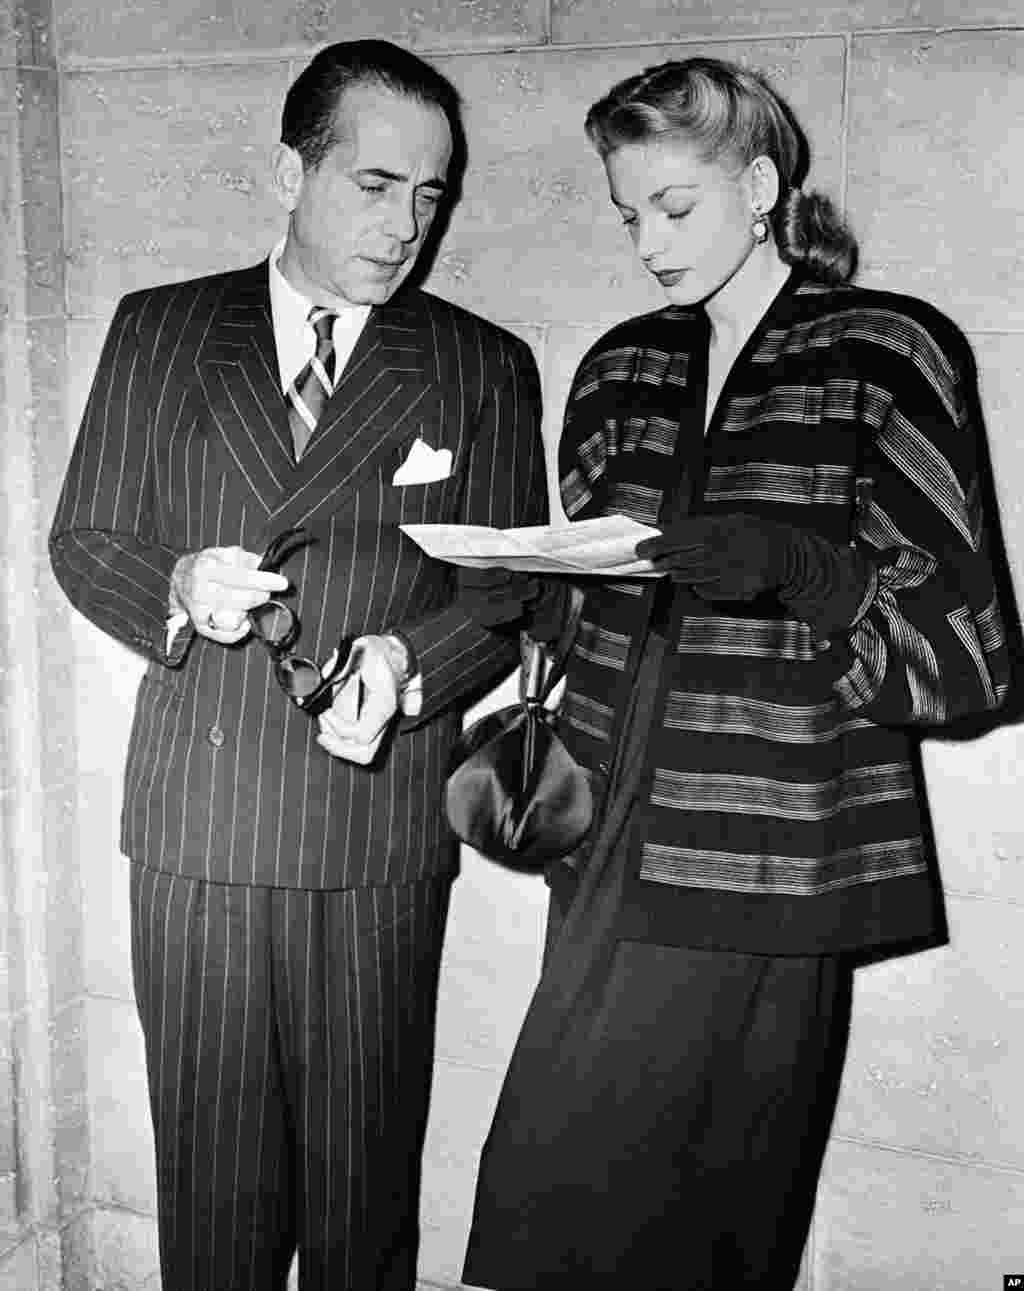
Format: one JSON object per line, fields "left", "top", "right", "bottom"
{"left": 925, "top": 729, "right": 1024, "bottom": 907}
{"left": 63, "top": 62, "right": 290, "bottom": 315}
{"left": 62, "top": 317, "right": 106, "bottom": 456}
{"left": 3, "top": 0, "right": 56, "bottom": 69}
{"left": 79, "top": 786, "right": 134, "bottom": 1002}
{"left": 814, "top": 1137, "right": 1024, "bottom": 1289}
{"left": 551, "top": 0, "right": 1024, "bottom": 43}
{"left": 3, "top": 321, "right": 70, "bottom": 759}
{"left": 28, "top": 320, "right": 72, "bottom": 559}
{"left": 62, "top": 1207, "right": 160, "bottom": 1291}
{"left": 0, "top": 70, "right": 17, "bottom": 322}
{"left": 847, "top": 31, "right": 1024, "bottom": 333}
{"left": 12, "top": 68, "right": 61, "bottom": 320}
{"left": 35, "top": 1230, "right": 61, "bottom": 1291}
{"left": 0, "top": 1020, "right": 14, "bottom": 1183}
{"left": 0, "top": 322, "right": 21, "bottom": 812}
{"left": 57, "top": 0, "right": 241, "bottom": 60}
{"left": 2, "top": 319, "right": 81, "bottom": 1039}
{"left": 418, "top": 1058, "right": 506, "bottom": 1284}
{"left": 430, "top": 40, "right": 846, "bottom": 325}
{"left": 69, "top": 615, "right": 143, "bottom": 780}
{"left": 835, "top": 895, "right": 1024, "bottom": 1170}
{"left": 0, "top": 1237, "right": 39, "bottom": 1291}
{"left": 0, "top": 1230, "right": 59, "bottom": 1291}
{"left": 50, "top": 998, "right": 89, "bottom": 1218}
{"left": 971, "top": 333, "right": 1024, "bottom": 604}
{"left": 433, "top": 842, "right": 546, "bottom": 1072}
{"left": 43, "top": 786, "right": 83, "bottom": 1018}
{"left": 0, "top": 65, "right": 62, "bottom": 324}
{"left": 9, "top": 1007, "right": 57, "bottom": 1230}
{"left": 56, "top": 0, "right": 547, "bottom": 61}
{"left": 86, "top": 998, "right": 154, "bottom": 1215}
{"left": 1, "top": 288, "right": 61, "bottom": 1240}
{"left": 0, "top": 6, "right": 12, "bottom": 66}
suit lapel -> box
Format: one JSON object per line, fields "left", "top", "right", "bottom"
{"left": 265, "top": 290, "right": 438, "bottom": 535}
{"left": 196, "top": 262, "right": 296, "bottom": 516}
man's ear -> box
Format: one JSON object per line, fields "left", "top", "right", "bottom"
{"left": 748, "top": 154, "right": 781, "bottom": 215}
{"left": 271, "top": 143, "right": 305, "bottom": 213}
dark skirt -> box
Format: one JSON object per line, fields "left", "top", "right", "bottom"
{"left": 462, "top": 636, "right": 855, "bottom": 1291}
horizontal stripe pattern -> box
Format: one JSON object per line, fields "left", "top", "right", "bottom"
{"left": 650, "top": 763, "right": 914, "bottom": 819}
{"left": 752, "top": 300, "right": 962, "bottom": 426}
{"left": 663, "top": 690, "right": 874, "bottom": 743}
{"left": 561, "top": 689, "right": 615, "bottom": 743}
{"left": 608, "top": 481, "right": 663, "bottom": 526}
{"left": 676, "top": 614, "right": 819, "bottom": 662}
{"left": 554, "top": 277, "right": 1008, "bottom": 916}
{"left": 574, "top": 618, "right": 631, "bottom": 672}
{"left": 639, "top": 838, "right": 927, "bottom": 896}
{"left": 571, "top": 343, "right": 691, "bottom": 401}
{"left": 705, "top": 461, "right": 852, "bottom": 507}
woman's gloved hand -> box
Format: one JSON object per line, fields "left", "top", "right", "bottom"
{"left": 636, "top": 513, "right": 874, "bottom": 639}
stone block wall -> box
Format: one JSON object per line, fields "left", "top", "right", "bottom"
{"left": 1, "top": 1, "right": 1022, "bottom": 1288}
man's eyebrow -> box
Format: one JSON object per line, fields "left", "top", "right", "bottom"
{"left": 355, "top": 167, "right": 448, "bottom": 192}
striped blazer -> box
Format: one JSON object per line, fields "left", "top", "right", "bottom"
{"left": 50, "top": 261, "right": 547, "bottom": 889}
{"left": 557, "top": 273, "right": 1009, "bottom": 954}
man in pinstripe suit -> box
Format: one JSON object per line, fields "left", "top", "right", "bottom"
{"left": 50, "top": 41, "right": 547, "bottom": 1291}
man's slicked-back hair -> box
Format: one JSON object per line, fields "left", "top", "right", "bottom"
{"left": 281, "top": 39, "right": 463, "bottom": 174}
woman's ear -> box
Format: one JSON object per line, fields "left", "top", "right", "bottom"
{"left": 271, "top": 143, "right": 305, "bottom": 214}
{"left": 748, "top": 154, "right": 781, "bottom": 216}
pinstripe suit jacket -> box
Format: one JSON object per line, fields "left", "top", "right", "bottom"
{"left": 50, "top": 260, "right": 547, "bottom": 889}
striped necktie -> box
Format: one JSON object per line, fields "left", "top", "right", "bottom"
{"left": 287, "top": 307, "right": 337, "bottom": 460}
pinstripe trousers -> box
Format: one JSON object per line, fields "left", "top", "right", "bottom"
{"left": 130, "top": 863, "right": 451, "bottom": 1291}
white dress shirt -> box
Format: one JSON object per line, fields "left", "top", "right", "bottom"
{"left": 267, "top": 236, "right": 371, "bottom": 395}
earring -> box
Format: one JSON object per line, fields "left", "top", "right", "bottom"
{"left": 751, "top": 209, "right": 769, "bottom": 244}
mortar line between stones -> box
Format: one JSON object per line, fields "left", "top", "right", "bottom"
{"left": 54, "top": 23, "right": 1024, "bottom": 76}
{"left": 831, "top": 1133, "right": 1024, "bottom": 1179}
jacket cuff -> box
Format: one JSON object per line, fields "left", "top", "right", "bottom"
{"left": 782, "top": 537, "right": 876, "bottom": 645}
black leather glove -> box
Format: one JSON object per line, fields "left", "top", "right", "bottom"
{"left": 456, "top": 568, "right": 570, "bottom": 644}
{"left": 635, "top": 513, "right": 873, "bottom": 640}
{"left": 457, "top": 567, "right": 540, "bottom": 625}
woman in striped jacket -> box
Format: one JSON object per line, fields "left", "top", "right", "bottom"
{"left": 463, "top": 56, "right": 1010, "bottom": 1291}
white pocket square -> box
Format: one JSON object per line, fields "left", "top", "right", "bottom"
{"left": 391, "top": 437, "right": 453, "bottom": 486}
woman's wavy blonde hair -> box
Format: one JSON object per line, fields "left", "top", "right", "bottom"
{"left": 585, "top": 57, "right": 858, "bottom": 285}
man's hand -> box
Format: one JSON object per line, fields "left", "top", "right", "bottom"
{"left": 316, "top": 636, "right": 406, "bottom": 765}
{"left": 171, "top": 547, "right": 289, "bottom": 644}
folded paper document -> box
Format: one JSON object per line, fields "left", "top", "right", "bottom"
{"left": 399, "top": 514, "right": 662, "bottom": 577}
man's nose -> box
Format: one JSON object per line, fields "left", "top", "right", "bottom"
{"left": 383, "top": 193, "right": 419, "bottom": 244}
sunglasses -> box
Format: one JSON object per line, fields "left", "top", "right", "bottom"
{"left": 248, "top": 527, "right": 356, "bottom": 719}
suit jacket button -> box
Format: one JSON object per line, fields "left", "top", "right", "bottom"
{"left": 207, "top": 724, "right": 226, "bottom": 748}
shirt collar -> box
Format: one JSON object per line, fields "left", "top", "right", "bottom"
{"left": 267, "top": 237, "right": 371, "bottom": 393}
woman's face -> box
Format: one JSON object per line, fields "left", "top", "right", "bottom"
{"left": 604, "top": 136, "right": 760, "bottom": 307}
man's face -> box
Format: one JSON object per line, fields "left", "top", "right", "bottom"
{"left": 275, "top": 84, "right": 453, "bottom": 308}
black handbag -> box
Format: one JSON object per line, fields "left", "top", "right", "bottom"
{"left": 445, "top": 586, "right": 592, "bottom": 869}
